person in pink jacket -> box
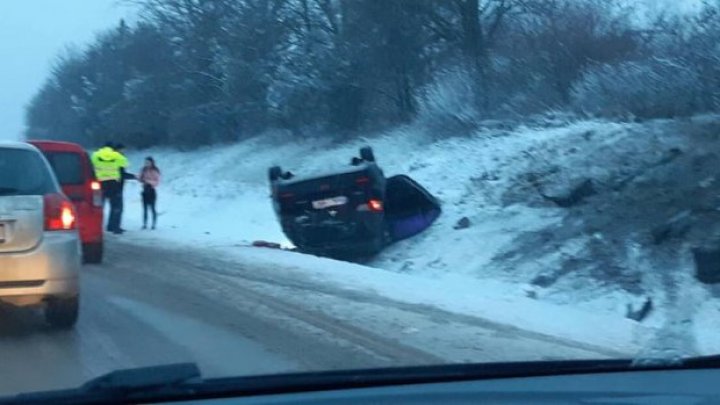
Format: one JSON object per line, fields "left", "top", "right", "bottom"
{"left": 139, "top": 157, "right": 161, "bottom": 229}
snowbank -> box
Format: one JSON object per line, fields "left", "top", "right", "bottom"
{"left": 119, "top": 117, "right": 720, "bottom": 356}
{"left": 121, "top": 233, "right": 653, "bottom": 355}
{"left": 121, "top": 120, "right": 605, "bottom": 249}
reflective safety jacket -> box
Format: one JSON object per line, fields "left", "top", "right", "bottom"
{"left": 91, "top": 147, "right": 128, "bottom": 181}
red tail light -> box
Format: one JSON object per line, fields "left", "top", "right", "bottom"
{"left": 368, "top": 199, "right": 384, "bottom": 212}
{"left": 90, "top": 181, "right": 103, "bottom": 207}
{"left": 44, "top": 193, "right": 77, "bottom": 231}
{"left": 356, "top": 177, "right": 370, "bottom": 185}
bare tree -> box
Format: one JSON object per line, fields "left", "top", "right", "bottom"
{"left": 519, "top": 0, "right": 639, "bottom": 103}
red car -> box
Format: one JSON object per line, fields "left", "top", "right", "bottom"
{"left": 29, "top": 140, "right": 104, "bottom": 264}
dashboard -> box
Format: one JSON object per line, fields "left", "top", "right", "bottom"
{"left": 189, "top": 369, "right": 718, "bottom": 404}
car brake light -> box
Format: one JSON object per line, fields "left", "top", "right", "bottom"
{"left": 368, "top": 199, "right": 384, "bottom": 212}
{"left": 44, "top": 193, "right": 77, "bottom": 231}
{"left": 356, "top": 177, "right": 370, "bottom": 185}
{"left": 90, "top": 181, "right": 103, "bottom": 207}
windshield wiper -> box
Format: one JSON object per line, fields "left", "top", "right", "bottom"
{"left": 6, "top": 355, "right": 720, "bottom": 404}
{"left": 83, "top": 362, "right": 200, "bottom": 392}
{"left": 6, "top": 363, "right": 201, "bottom": 405}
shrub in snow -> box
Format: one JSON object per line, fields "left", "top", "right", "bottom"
{"left": 571, "top": 58, "right": 703, "bottom": 119}
{"left": 418, "top": 68, "right": 480, "bottom": 136}
{"left": 490, "top": 57, "right": 567, "bottom": 118}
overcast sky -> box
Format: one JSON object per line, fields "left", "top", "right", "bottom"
{"left": 0, "top": 0, "right": 137, "bottom": 140}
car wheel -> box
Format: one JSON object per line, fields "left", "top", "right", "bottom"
{"left": 45, "top": 296, "right": 79, "bottom": 329}
{"left": 360, "top": 146, "right": 375, "bottom": 162}
{"left": 83, "top": 242, "right": 103, "bottom": 264}
{"left": 269, "top": 166, "right": 282, "bottom": 182}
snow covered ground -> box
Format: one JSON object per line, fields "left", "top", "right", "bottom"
{"left": 119, "top": 116, "right": 720, "bottom": 357}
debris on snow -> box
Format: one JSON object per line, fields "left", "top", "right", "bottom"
{"left": 522, "top": 284, "right": 539, "bottom": 299}
{"left": 253, "top": 240, "right": 283, "bottom": 249}
{"left": 625, "top": 298, "right": 654, "bottom": 322}
{"left": 539, "top": 178, "right": 597, "bottom": 208}
{"left": 453, "top": 217, "right": 471, "bottom": 230}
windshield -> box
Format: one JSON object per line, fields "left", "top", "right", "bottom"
{"left": 42, "top": 152, "right": 85, "bottom": 186}
{"left": 1, "top": 0, "right": 719, "bottom": 398}
{"left": 0, "top": 148, "right": 56, "bottom": 196}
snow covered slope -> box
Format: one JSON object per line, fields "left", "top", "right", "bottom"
{"left": 121, "top": 116, "right": 720, "bottom": 355}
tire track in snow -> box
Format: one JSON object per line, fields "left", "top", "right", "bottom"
{"left": 104, "top": 241, "right": 444, "bottom": 368}
{"left": 113, "top": 239, "right": 628, "bottom": 359}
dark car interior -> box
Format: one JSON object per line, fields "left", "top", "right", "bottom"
{"left": 385, "top": 175, "right": 442, "bottom": 241}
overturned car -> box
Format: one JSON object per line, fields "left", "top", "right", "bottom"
{"left": 269, "top": 147, "right": 440, "bottom": 259}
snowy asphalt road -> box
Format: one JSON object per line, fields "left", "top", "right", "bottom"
{"left": 0, "top": 239, "right": 625, "bottom": 396}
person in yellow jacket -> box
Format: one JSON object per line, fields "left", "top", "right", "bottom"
{"left": 91, "top": 142, "right": 128, "bottom": 234}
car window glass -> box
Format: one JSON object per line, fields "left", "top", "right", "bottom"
{"left": 0, "top": 149, "right": 55, "bottom": 196}
{"left": 44, "top": 152, "right": 84, "bottom": 185}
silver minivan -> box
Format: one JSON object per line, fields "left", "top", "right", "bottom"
{"left": 0, "top": 142, "right": 81, "bottom": 328}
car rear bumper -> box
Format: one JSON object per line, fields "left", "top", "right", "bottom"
{"left": 287, "top": 217, "right": 384, "bottom": 242}
{"left": 291, "top": 228, "right": 385, "bottom": 254}
{"left": 0, "top": 231, "right": 80, "bottom": 306}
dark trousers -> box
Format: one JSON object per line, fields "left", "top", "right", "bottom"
{"left": 101, "top": 180, "right": 122, "bottom": 232}
{"left": 117, "top": 186, "right": 124, "bottom": 230}
{"left": 142, "top": 185, "right": 157, "bottom": 228}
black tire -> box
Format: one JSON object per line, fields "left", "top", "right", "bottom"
{"left": 45, "top": 296, "right": 79, "bottom": 329}
{"left": 360, "top": 146, "right": 375, "bottom": 162}
{"left": 269, "top": 166, "right": 282, "bottom": 182}
{"left": 83, "top": 242, "right": 103, "bottom": 264}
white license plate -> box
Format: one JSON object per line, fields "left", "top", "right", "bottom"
{"left": 312, "top": 196, "right": 348, "bottom": 209}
